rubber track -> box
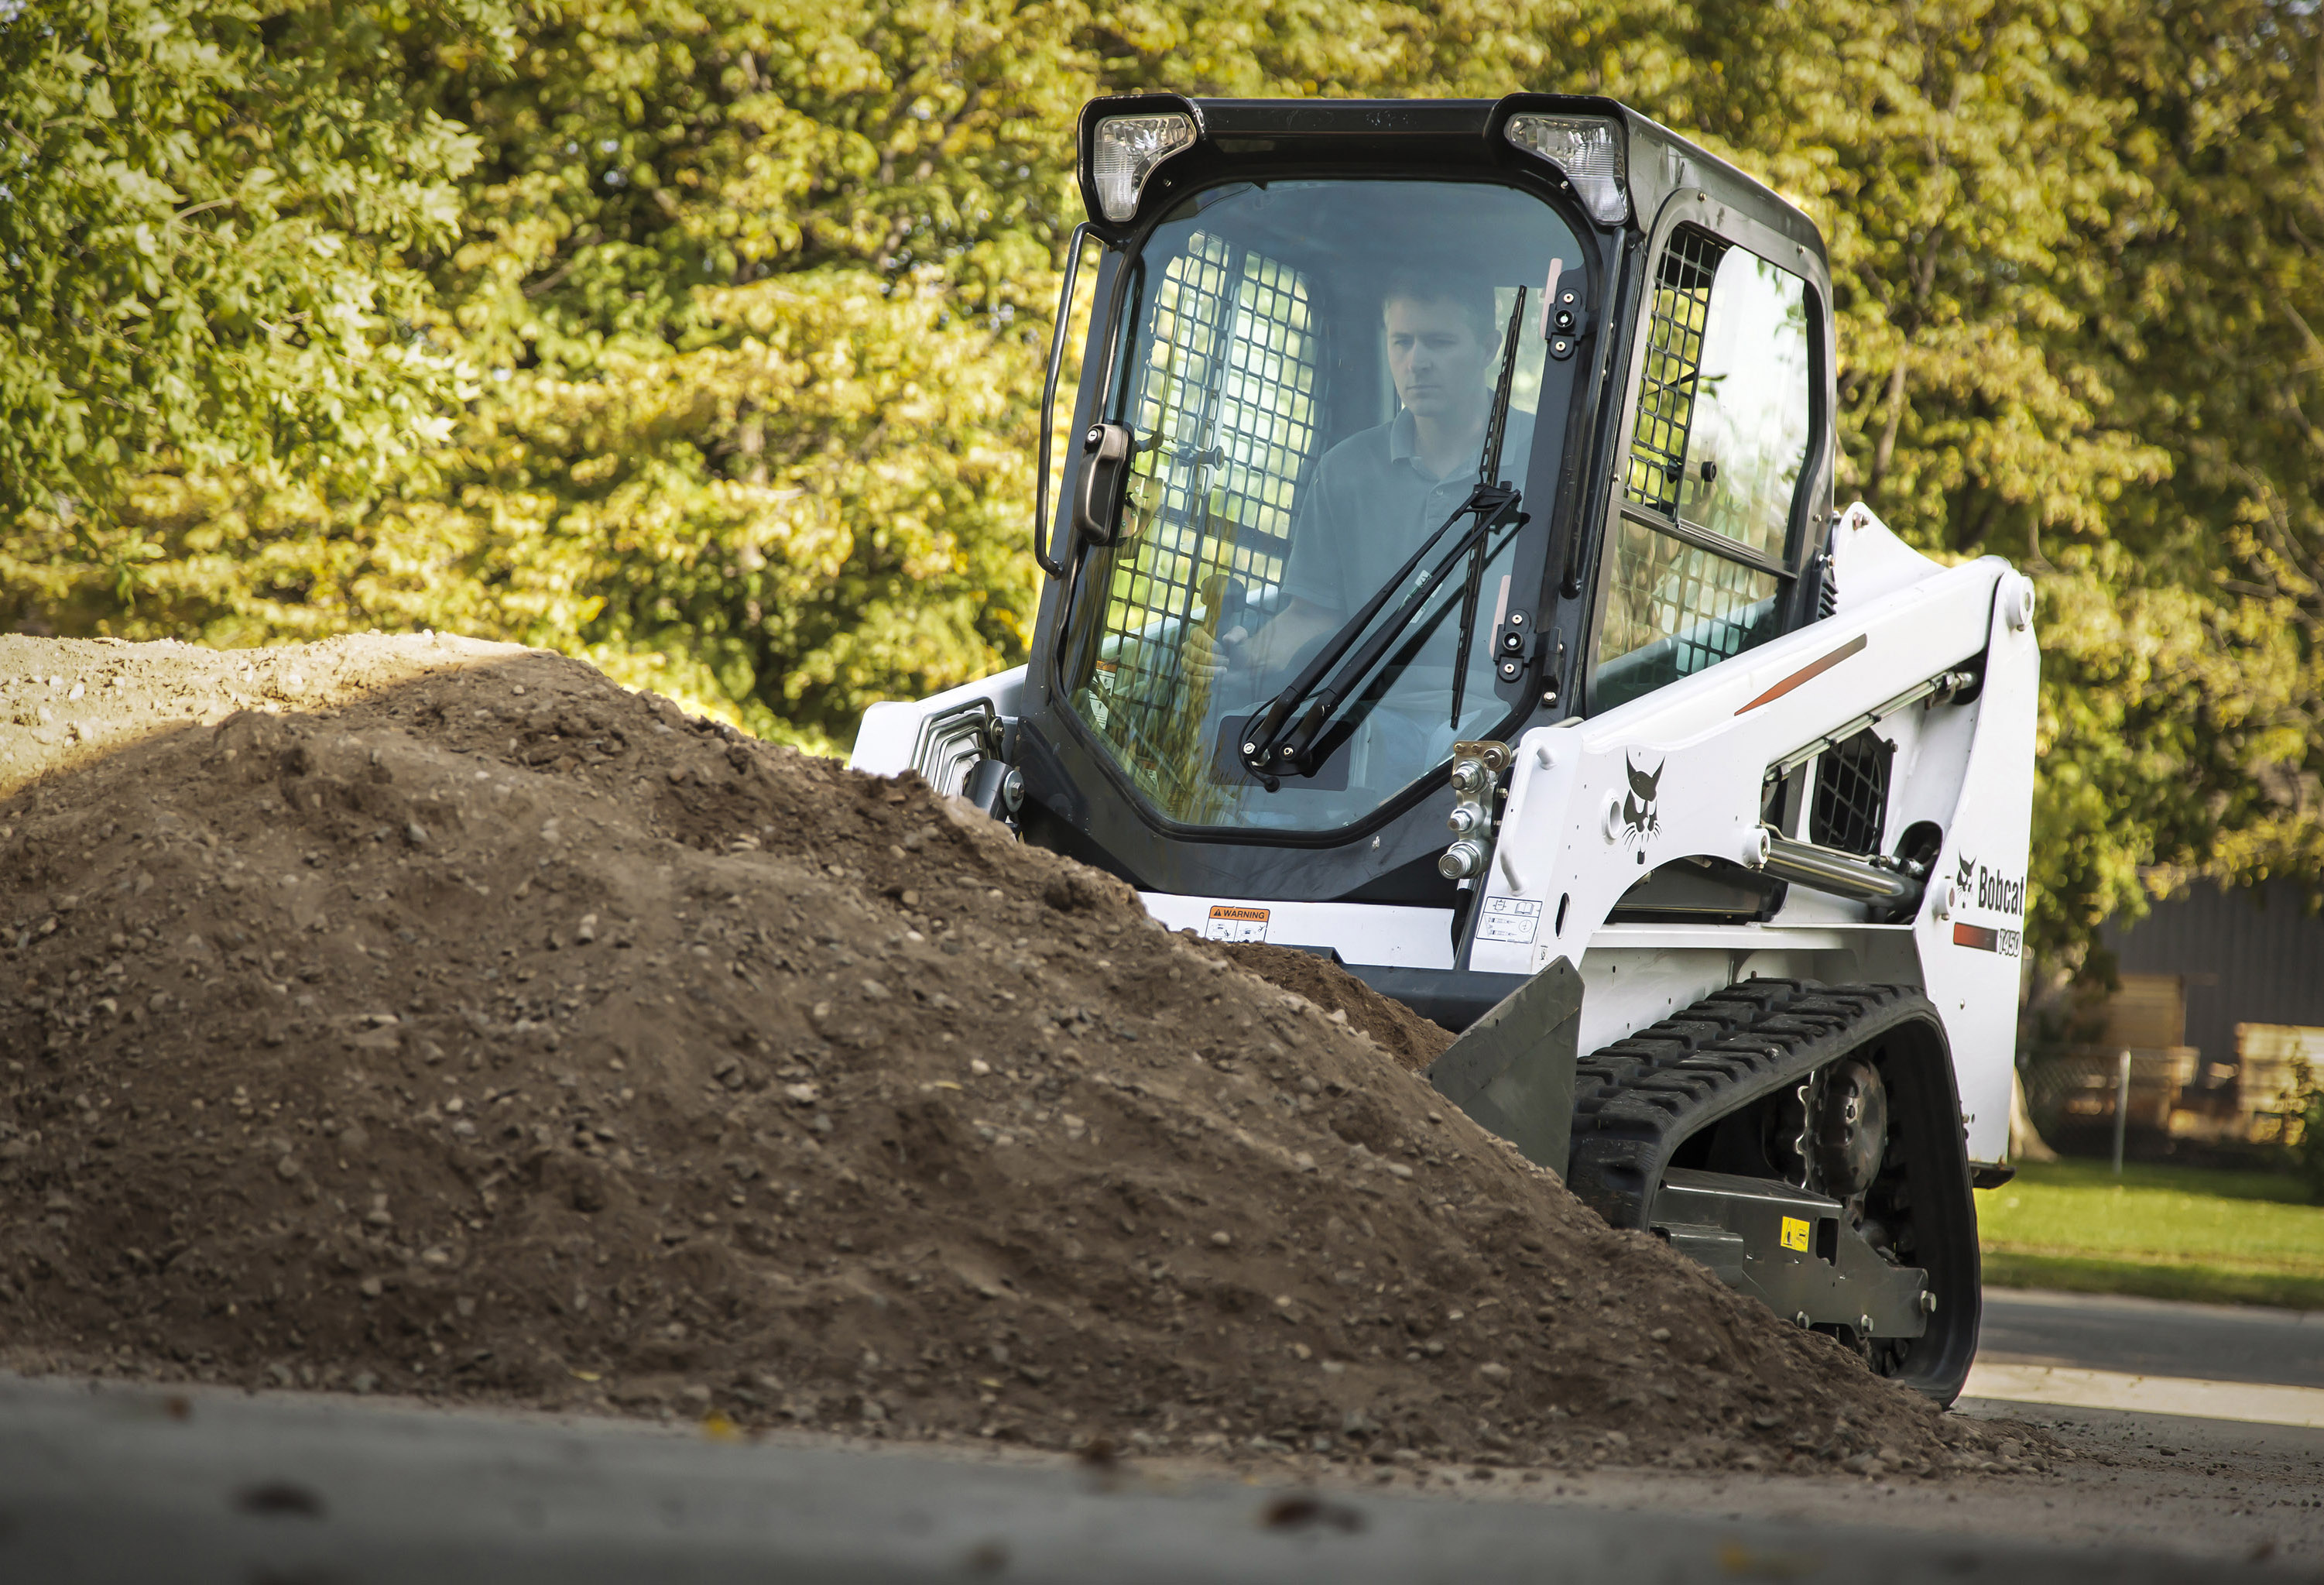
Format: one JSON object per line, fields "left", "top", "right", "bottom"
{"left": 1565, "top": 980, "right": 1941, "bottom": 1230}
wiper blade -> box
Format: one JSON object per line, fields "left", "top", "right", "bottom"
{"left": 1449, "top": 286, "right": 1530, "bottom": 731}
{"left": 1240, "top": 286, "right": 1531, "bottom": 784}
{"left": 1478, "top": 285, "right": 1529, "bottom": 493}
{"left": 1245, "top": 485, "right": 1524, "bottom": 780}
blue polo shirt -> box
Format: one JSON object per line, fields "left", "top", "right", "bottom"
{"left": 1279, "top": 408, "right": 1534, "bottom": 620}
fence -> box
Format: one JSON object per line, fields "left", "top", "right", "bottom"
{"left": 2020, "top": 1047, "right": 2197, "bottom": 1161}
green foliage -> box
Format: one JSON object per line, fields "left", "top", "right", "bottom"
{"left": 1976, "top": 1251, "right": 2324, "bottom": 1310}
{"left": 0, "top": 0, "right": 506, "bottom": 589}
{"left": 4, "top": 0, "right": 2322, "bottom": 963}
{"left": 5, "top": 0, "right": 1085, "bottom": 742}
{"left": 1596, "top": 2, "right": 2324, "bottom": 962}
{"left": 1978, "top": 1156, "right": 2324, "bottom": 1296}
{"left": 2288, "top": 1058, "right": 2324, "bottom": 1204}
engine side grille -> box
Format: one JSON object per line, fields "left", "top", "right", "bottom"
{"left": 1809, "top": 729, "right": 1893, "bottom": 856}
{"left": 910, "top": 702, "right": 999, "bottom": 799}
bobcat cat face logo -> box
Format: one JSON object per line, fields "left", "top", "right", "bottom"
{"left": 1955, "top": 853, "right": 2027, "bottom": 917}
{"left": 1621, "top": 753, "right": 1663, "bottom": 855}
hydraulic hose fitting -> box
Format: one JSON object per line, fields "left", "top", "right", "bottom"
{"left": 1439, "top": 839, "right": 1489, "bottom": 880}
{"left": 1440, "top": 740, "right": 1512, "bottom": 885}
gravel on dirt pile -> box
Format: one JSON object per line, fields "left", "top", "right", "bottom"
{"left": 1215, "top": 942, "right": 1455, "bottom": 1071}
{"left": 0, "top": 636, "right": 2048, "bottom": 1480}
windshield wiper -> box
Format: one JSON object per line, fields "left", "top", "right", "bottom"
{"left": 1239, "top": 286, "right": 1530, "bottom": 786}
{"left": 1449, "top": 286, "right": 1530, "bottom": 732}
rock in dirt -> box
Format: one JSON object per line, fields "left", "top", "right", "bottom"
{"left": 0, "top": 636, "right": 2039, "bottom": 1479}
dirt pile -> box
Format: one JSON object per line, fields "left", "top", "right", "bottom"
{"left": 0, "top": 632, "right": 530, "bottom": 800}
{"left": 1216, "top": 943, "right": 1456, "bottom": 1071}
{"left": 0, "top": 636, "right": 2040, "bottom": 1478}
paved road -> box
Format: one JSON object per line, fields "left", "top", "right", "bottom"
{"left": 1978, "top": 1287, "right": 2324, "bottom": 1388}
{"left": 0, "top": 1375, "right": 2279, "bottom": 1585}
{"left": 4, "top": 1289, "right": 2319, "bottom": 1583}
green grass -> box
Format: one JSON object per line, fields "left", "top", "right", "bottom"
{"left": 1977, "top": 1160, "right": 2324, "bottom": 1310}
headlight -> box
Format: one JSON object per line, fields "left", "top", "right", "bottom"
{"left": 1092, "top": 111, "right": 1197, "bottom": 222}
{"left": 1505, "top": 114, "right": 1629, "bottom": 225}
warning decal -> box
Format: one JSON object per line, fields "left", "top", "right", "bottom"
{"left": 1475, "top": 896, "right": 1543, "bottom": 944}
{"left": 1201, "top": 905, "right": 1270, "bottom": 944}
{"left": 1779, "top": 1216, "right": 1812, "bottom": 1253}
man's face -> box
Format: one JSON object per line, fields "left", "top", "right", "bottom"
{"left": 1385, "top": 296, "right": 1490, "bottom": 424}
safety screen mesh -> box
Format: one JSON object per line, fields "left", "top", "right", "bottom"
{"left": 1592, "top": 516, "right": 1779, "bottom": 711}
{"left": 1624, "top": 226, "right": 1728, "bottom": 512}
{"left": 1809, "top": 729, "right": 1894, "bottom": 856}
{"left": 1081, "top": 233, "right": 1318, "bottom": 810}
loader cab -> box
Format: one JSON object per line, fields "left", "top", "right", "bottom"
{"left": 1013, "top": 93, "right": 1836, "bottom": 946}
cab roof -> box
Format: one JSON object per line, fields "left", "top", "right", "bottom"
{"left": 1074, "top": 92, "right": 1827, "bottom": 275}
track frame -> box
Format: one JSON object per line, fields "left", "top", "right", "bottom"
{"left": 1565, "top": 979, "right": 1981, "bottom": 1402}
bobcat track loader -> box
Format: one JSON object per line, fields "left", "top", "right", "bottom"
{"left": 852, "top": 94, "right": 2037, "bottom": 1402}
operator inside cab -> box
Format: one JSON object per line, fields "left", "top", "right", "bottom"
{"left": 1184, "top": 275, "right": 1532, "bottom": 689}
{"left": 1055, "top": 173, "right": 1566, "bottom": 830}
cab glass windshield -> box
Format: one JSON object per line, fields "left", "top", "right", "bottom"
{"left": 1059, "top": 180, "right": 1581, "bottom": 832}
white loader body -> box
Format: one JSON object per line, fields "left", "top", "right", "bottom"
{"left": 851, "top": 504, "right": 2038, "bottom": 1165}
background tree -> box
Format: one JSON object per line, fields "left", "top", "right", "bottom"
{"left": 5, "top": 0, "right": 2321, "bottom": 979}
{"left": 1578, "top": 0, "right": 2324, "bottom": 963}
{"left": 0, "top": 0, "right": 508, "bottom": 612}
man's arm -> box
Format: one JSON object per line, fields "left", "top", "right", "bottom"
{"left": 1184, "top": 440, "right": 1358, "bottom": 686}
{"left": 1184, "top": 594, "right": 1336, "bottom": 686}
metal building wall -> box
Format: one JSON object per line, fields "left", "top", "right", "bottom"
{"left": 2104, "top": 880, "right": 2324, "bottom": 1068}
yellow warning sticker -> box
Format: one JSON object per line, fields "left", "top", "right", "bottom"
{"left": 1201, "top": 904, "right": 1270, "bottom": 943}
{"left": 1779, "top": 1216, "right": 1812, "bottom": 1253}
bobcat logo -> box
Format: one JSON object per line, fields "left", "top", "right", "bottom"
{"left": 1956, "top": 853, "right": 2027, "bottom": 916}
{"left": 1621, "top": 753, "right": 1663, "bottom": 852}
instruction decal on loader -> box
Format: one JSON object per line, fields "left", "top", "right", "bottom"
{"left": 1475, "top": 896, "right": 1541, "bottom": 944}
{"left": 1202, "top": 905, "right": 1270, "bottom": 943}
{"left": 1779, "top": 1216, "right": 1812, "bottom": 1253}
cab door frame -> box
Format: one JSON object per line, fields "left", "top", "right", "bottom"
{"left": 1578, "top": 187, "right": 1839, "bottom": 717}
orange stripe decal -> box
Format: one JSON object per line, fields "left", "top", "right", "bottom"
{"left": 1736, "top": 633, "right": 1868, "bottom": 715}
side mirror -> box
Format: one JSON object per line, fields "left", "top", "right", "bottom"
{"left": 1073, "top": 421, "right": 1136, "bottom": 546}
